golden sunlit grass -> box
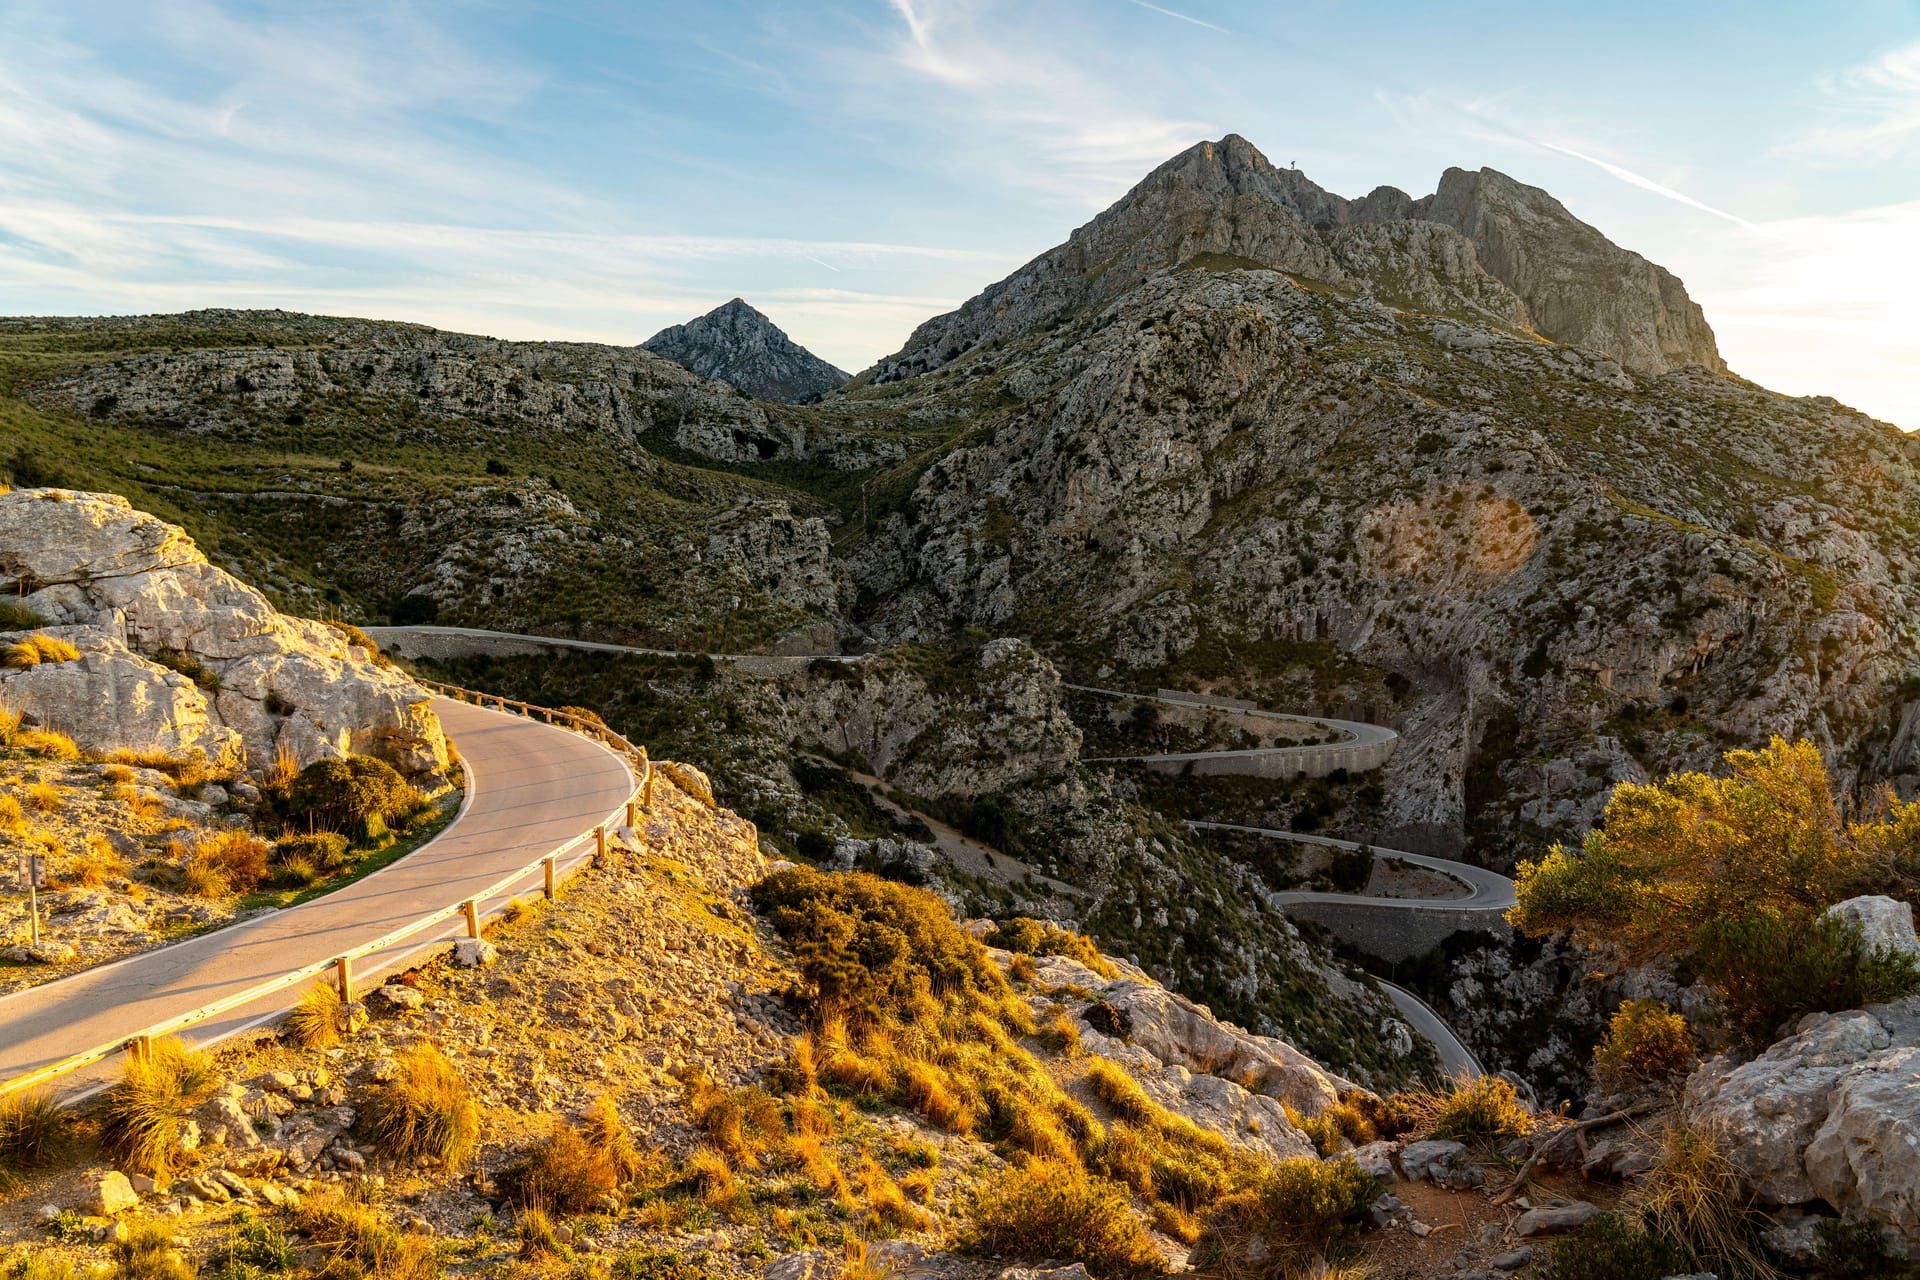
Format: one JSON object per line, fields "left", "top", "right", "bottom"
{"left": 358, "top": 1043, "right": 479, "bottom": 1170}
{"left": 99, "top": 1037, "right": 220, "bottom": 1178}
{"left": 283, "top": 982, "right": 345, "bottom": 1049}
{"left": 1, "top": 634, "right": 79, "bottom": 669}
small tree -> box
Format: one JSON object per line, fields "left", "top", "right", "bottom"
{"left": 1511, "top": 738, "right": 1920, "bottom": 1040}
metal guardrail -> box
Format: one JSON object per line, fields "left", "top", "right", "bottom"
{"left": 0, "top": 681, "right": 652, "bottom": 1100}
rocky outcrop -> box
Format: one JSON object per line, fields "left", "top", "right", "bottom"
{"left": 0, "top": 489, "right": 447, "bottom": 778}
{"left": 1685, "top": 995, "right": 1920, "bottom": 1254}
{"left": 643, "top": 298, "right": 849, "bottom": 403}
{"left": 747, "top": 638, "right": 1082, "bottom": 797}
{"left": 1418, "top": 166, "right": 1725, "bottom": 376}
{"left": 1009, "top": 951, "right": 1324, "bottom": 1162}
{"left": 872, "top": 133, "right": 1720, "bottom": 381}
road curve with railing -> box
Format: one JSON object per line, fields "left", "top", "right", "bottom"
{"left": 1065, "top": 684, "right": 1398, "bottom": 780}
{"left": 0, "top": 694, "right": 637, "bottom": 1100}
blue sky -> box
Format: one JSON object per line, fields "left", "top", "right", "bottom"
{"left": 2, "top": 1, "right": 1917, "bottom": 427}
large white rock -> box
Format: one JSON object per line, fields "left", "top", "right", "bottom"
{"left": 1685, "top": 995, "right": 1920, "bottom": 1254}
{"left": 0, "top": 629, "right": 242, "bottom": 767}
{"left": 0, "top": 489, "right": 446, "bottom": 778}
{"left": 1823, "top": 895, "right": 1920, "bottom": 960}
{"left": 1100, "top": 978, "right": 1353, "bottom": 1115}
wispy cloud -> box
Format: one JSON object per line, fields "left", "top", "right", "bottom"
{"left": 869, "top": 0, "right": 1214, "bottom": 202}
{"left": 1783, "top": 39, "right": 1920, "bottom": 160}
{"left": 1126, "top": 1, "right": 1228, "bottom": 34}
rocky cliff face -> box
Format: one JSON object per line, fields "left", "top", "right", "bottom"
{"left": 872, "top": 134, "right": 1720, "bottom": 381}
{"left": 0, "top": 489, "right": 448, "bottom": 780}
{"left": 643, "top": 297, "right": 850, "bottom": 403}
{"left": 1416, "top": 166, "right": 1725, "bottom": 376}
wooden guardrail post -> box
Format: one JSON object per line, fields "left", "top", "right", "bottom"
{"left": 334, "top": 956, "right": 353, "bottom": 1003}
{"left": 594, "top": 825, "right": 606, "bottom": 859}
{"left": 543, "top": 855, "right": 556, "bottom": 900}
{"left": 461, "top": 901, "right": 480, "bottom": 938}
{"left": 126, "top": 1034, "right": 153, "bottom": 1065}
{"left": 625, "top": 800, "right": 638, "bottom": 827}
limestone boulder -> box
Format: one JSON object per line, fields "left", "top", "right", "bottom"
{"left": 1823, "top": 895, "right": 1920, "bottom": 960}
{"left": 0, "top": 489, "right": 447, "bottom": 778}
{"left": 1101, "top": 979, "right": 1352, "bottom": 1115}
{"left": 0, "top": 629, "right": 242, "bottom": 768}
{"left": 1685, "top": 995, "right": 1920, "bottom": 1253}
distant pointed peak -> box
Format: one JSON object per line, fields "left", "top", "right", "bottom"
{"left": 642, "top": 298, "right": 849, "bottom": 404}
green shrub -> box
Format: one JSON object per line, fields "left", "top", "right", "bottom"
{"left": 216, "top": 1214, "right": 295, "bottom": 1276}
{"left": 1195, "top": 1155, "right": 1377, "bottom": 1276}
{"left": 985, "top": 917, "right": 1120, "bottom": 979}
{"left": 1594, "top": 999, "right": 1696, "bottom": 1092}
{"left": 1541, "top": 1215, "right": 1688, "bottom": 1280}
{"left": 151, "top": 649, "right": 222, "bottom": 692}
{"left": 751, "top": 865, "right": 1007, "bottom": 1025}
{"left": 1511, "top": 738, "right": 1920, "bottom": 1041}
{"left": 1405, "top": 1074, "right": 1533, "bottom": 1146}
{"left": 0, "top": 601, "right": 47, "bottom": 630}
{"left": 287, "top": 755, "right": 422, "bottom": 840}
{"left": 112, "top": 1222, "right": 197, "bottom": 1280}
{"left": 1812, "top": 1217, "right": 1915, "bottom": 1279}
{"left": 1698, "top": 911, "right": 1920, "bottom": 1043}
{"left": 356, "top": 1042, "right": 479, "bottom": 1170}
{"left": 965, "top": 1159, "right": 1160, "bottom": 1277}
{"left": 272, "top": 831, "right": 353, "bottom": 878}
{"left": 611, "top": 1248, "right": 710, "bottom": 1280}
{"left": 99, "top": 1037, "right": 220, "bottom": 1177}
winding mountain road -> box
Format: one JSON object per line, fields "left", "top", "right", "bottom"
{"left": 1186, "top": 821, "right": 1516, "bottom": 911}
{"left": 0, "top": 698, "right": 634, "bottom": 1099}
{"left": 368, "top": 626, "right": 1499, "bottom": 1077}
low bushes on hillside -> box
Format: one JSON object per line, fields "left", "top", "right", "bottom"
{"left": 966, "top": 1159, "right": 1162, "bottom": 1278}
{"left": 1192, "top": 1155, "right": 1378, "bottom": 1278}
{"left": 752, "top": 863, "right": 1378, "bottom": 1273}
{"left": 986, "top": 917, "right": 1120, "bottom": 979}
{"left": 1593, "top": 999, "right": 1696, "bottom": 1093}
{"left": 284, "top": 754, "right": 423, "bottom": 841}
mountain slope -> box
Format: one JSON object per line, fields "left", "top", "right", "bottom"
{"left": 840, "top": 139, "right": 1918, "bottom": 863}
{"left": 643, "top": 297, "right": 850, "bottom": 402}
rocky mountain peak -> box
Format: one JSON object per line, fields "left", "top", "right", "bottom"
{"left": 643, "top": 297, "right": 849, "bottom": 404}
{"left": 1419, "top": 165, "right": 1726, "bottom": 375}
{"left": 872, "top": 133, "right": 1722, "bottom": 381}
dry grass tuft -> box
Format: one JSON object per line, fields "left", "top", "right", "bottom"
{"left": 99, "top": 1037, "right": 220, "bottom": 1178}
{"left": 15, "top": 729, "right": 78, "bottom": 761}
{"left": 24, "top": 781, "right": 61, "bottom": 813}
{"left": 0, "top": 792, "right": 25, "bottom": 836}
{"left": 1631, "top": 1119, "right": 1783, "bottom": 1280}
{"left": 504, "top": 1095, "right": 651, "bottom": 1216}
{"left": 175, "top": 830, "right": 271, "bottom": 898}
{"left": 357, "top": 1042, "right": 479, "bottom": 1170}
{"left": 284, "top": 982, "right": 345, "bottom": 1049}
{"left": 1399, "top": 1073, "right": 1534, "bottom": 1148}
{"left": 0, "top": 1089, "right": 66, "bottom": 1183}
{"left": 2, "top": 634, "right": 80, "bottom": 669}
{"left": 291, "top": 1186, "right": 438, "bottom": 1280}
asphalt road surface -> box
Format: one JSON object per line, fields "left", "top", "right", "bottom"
{"left": 0, "top": 698, "right": 633, "bottom": 1099}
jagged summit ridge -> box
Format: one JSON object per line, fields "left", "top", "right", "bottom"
{"left": 643, "top": 297, "right": 849, "bottom": 404}
{"left": 872, "top": 134, "right": 1722, "bottom": 381}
